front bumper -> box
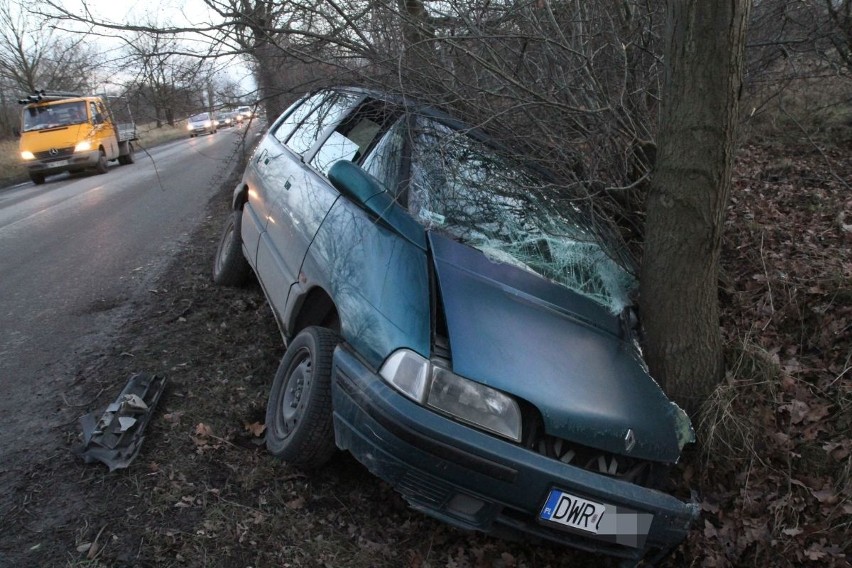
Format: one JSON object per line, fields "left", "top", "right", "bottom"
{"left": 331, "top": 346, "right": 698, "bottom": 563}
{"left": 25, "top": 149, "right": 100, "bottom": 174}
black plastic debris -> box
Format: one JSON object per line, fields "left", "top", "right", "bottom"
{"left": 73, "top": 372, "right": 166, "bottom": 471}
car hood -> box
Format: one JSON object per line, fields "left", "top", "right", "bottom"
{"left": 21, "top": 124, "right": 90, "bottom": 152}
{"left": 428, "top": 232, "right": 693, "bottom": 463}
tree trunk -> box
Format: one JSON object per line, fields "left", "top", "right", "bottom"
{"left": 640, "top": 0, "right": 750, "bottom": 416}
{"left": 255, "top": 40, "right": 287, "bottom": 120}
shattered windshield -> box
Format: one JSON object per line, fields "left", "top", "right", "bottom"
{"left": 407, "top": 118, "right": 636, "bottom": 314}
{"left": 23, "top": 101, "right": 87, "bottom": 132}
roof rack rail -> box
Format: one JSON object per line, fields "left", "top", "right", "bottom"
{"left": 17, "top": 90, "right": 85, "bottom": 105}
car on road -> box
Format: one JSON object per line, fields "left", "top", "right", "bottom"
{"left": 213, "top": 87, "right": 698, "bottom": 565}
{"left": 235, "top": 105, "right": 254, "bottom": 121}
{"left": 187, "top": 112, "right": 216, "bottom": 137}
{"left": 217, "top": 111, "right": 238, "bottom": 128}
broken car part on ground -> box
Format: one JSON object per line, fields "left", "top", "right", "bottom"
{"left": 73, "top": 373, "right": 166, "bottom": 472}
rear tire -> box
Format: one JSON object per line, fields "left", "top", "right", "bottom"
{"left": 265, "top": 327, "right": 339, "bottom": 469}
{"left": 212, "top": 210, "right": 251, "bottom": 286}
{"left": 29, "top": 172, "right": 45, "bottom": 185}
{"left": 118, "top": 143, "right": 135, "bottom": 165}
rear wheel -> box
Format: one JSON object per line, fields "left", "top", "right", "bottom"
{"left": 29, "top": 172, "right": 45, "bottom": 185}
{"left": 212, "top": 210, "right": 251, "bottom": 286}
{"left": 118, "top": 143, "right": 135, "bottom": 165}
{"left": 266, "top": 327, "right": 339, "bottom": 469}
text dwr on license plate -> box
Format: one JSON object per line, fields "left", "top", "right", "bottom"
{"left": 540, "top": 489, "right": 606, "bottom": 534}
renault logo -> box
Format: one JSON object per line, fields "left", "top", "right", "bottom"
{"left": 624, "top": 428, "right": 636, "bottom": 452}
{"left": 49, "top": 148, "right": 58, "bottom": 155}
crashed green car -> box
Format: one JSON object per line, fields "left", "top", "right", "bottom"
{"left": 213, "top": 87, "right": 698, "bottom": 565}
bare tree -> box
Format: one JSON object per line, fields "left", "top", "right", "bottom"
{"left": 0, "top": 0, "right": 103, "bottom": 135}
{"left": 640, "top": 0, "right": 751, "bottom": 414}
{"left": 0, "top": 1, "right": 100, "bottom": 93}
{"left": 121, "top": 31, "right": 208, "bottom": 126}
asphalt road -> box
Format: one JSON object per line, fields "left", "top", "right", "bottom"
{"left": 0, "top": 127, "right": 248, "bottom": 467}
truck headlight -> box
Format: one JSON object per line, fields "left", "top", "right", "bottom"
{"left": 74, "top": 141, "right": 92, "bottom": 152}
{"left": 380, "top": 350, "right": 522, "bottom": 442}
{"left": 21, "top": 151, "right": 35, "bottom": 160}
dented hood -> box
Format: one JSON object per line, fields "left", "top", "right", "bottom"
{"left": 428, "top": 232, "right": 692, "bottom": 463}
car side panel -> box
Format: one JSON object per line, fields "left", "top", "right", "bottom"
{"left": 299, "top": 197, "right": 431, "bottom": 368}
{"left": 255, "top": 141, "right": 340, "bottom": 332}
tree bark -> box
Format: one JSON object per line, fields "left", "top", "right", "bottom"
{"left": 640, "top": 0, "right": 750, "bottom": 416}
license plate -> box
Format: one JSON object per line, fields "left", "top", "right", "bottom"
{"left": 539, "top": 489, "right": 606, "bottom": 534}
{"left": 49, "top": 159, "right": 69, "bottom": 167}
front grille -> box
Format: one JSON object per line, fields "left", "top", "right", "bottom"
{"left": 397, "top": 469, "right": 453, "bottom": 506}
{"left": 529, "top": 431, "right": 668, "bottom": 490}
{"left": 34, "top": 147, "right": 75, "bottom": 160}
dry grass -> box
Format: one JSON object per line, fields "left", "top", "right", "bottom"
{"left": 697, "top": 341, "right": 784, "bottom": 471}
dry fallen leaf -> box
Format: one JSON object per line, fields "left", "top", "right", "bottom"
{"left": 244, "top": 421, "right": 266, "bottom": 437}
{"left": 195, "top": 423, "right": 213, "bottom": 437}
{"left": 285, "top": 497, "right": 305, "bottom": 510}
{"left": 163, "top": 411, "right": 184, "bottom": 425}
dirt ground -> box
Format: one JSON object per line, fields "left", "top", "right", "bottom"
{"left": 0, "top": 139, "right": 848, "bottom": 568}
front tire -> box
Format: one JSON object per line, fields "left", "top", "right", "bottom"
{"left": 94, "top": 151, "right": 108, "bottom": 174}
{"left": 29, "top": 172, "right": 45, "bottom": 185}
{"left": 212, "top": 210, "right": 251, "bottom": 286}
{"left": 265, "top": 327, "right": 339, "bottom": 469}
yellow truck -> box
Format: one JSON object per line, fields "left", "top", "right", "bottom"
{"left": 17, "top": 90, "right": 138, "bottom": 185}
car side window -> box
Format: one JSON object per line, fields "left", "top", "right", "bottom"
{"left": 310, "top": 100, "right": 400, "bottom": 176}
{"left": 281, "top": 92, "right": 359, "bottom": 156}
{"left": 272, "top": 93, "right": 324, "bottom": 145}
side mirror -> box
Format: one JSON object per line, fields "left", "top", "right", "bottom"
{"left": 93, "top": 113, "right": 104, "bottom": 125}
{"left": 327, "top": 160, "right": 426, "bottom": 250}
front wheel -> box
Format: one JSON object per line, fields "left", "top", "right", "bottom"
{"left": 212, "top": 210, "right": 251, "bottom": 286}
{"left": 94, "top": 151, "right": 108, "bottom": 174}
{"left": 265, "top": 327, "right": 339, "bottom": 469}
{"left": 29, "top": 172, "right": 45, "bottom": 185}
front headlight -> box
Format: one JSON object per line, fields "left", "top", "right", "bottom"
{"left": 21, "top": 151, "right": 35, "bottom": 160}
{"left": 380, "top": 350, "right": 522, "bottom": 442}
{"left": 74, "top": 140, "right": 92, "bottom": 152}
{"left": 187, "top": 123, "right": 193, "bottom": 131}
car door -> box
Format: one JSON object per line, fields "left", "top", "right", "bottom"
{"left": 254, "top": 90, "right": 361, "bottom": 326}
{"left": 297, "top": 106, "right": 432, "bottom": 363}
{"left": 92, "top": 100, "right": 119, "bottom": 159}
{"left": 242, "top": 93, "right": 334, "bottom": 267}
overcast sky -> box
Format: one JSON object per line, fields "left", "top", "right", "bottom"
{"left": 55, "top": 0, "right": 215, "bottom": 27}
{"left": 48, "top": 0, "right": 256, "bottom": 95}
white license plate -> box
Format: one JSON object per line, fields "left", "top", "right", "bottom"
{"left": 49, "top": 159, "right": 69, "bottom": 167}
{"left": 539, "top": 489, "right": 606, "bottom": 534}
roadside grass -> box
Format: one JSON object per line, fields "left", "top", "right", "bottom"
{"left": 0, "top": 121, "right": 188, "bottom": 188}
